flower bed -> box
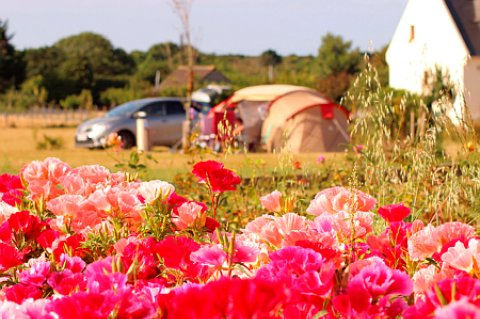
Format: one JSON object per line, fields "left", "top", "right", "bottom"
{"left": 0, "top": 157, "right": 478, "bottom": 318}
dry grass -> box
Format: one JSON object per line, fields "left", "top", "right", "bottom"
{"left": 0, "top": 128, "right": 341, "bottom": 181}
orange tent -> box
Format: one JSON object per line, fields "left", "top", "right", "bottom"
{"left": 261, "top": 90, "right": 350, "bottom": 152}
{"left": 210, "top": 85, "right": 316, "bottom": 149}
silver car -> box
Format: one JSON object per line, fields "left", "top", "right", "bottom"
{"left": 75, "top": 97, "right": 185, "bottom": 149}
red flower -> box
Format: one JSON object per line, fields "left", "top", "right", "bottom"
{"left": 8, "top": 210, "right": 44, "bottom": 240}
{"left": 0, "top": 242, "right": 23, "bottom": 271}
{"left": 293, "top": 161, "right": 302, "bottom": 170}
{"left": 4, "top": 284, "right": 43, "bottom": 303}
{"left": 192, "top": 160, "right": 241, "bottom": 193}
{"left": 0, "top": 173, "right": 24, "bottom": 205}
{"left": 377, "top": 203, "right": 411, "bottom": 223}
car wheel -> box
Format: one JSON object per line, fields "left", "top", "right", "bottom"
{"left": 117, "top": 130, "right": 135, "bottom": 149}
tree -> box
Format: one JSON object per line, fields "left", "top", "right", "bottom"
{"left": 0, "top": 20, "right": 25, "bottom": 93}
{"left": 316, "top": 33, "right": 362, "bottom": 102}
{"left": 260, "top": 49, "right": 282, "bottom": 83}
{"left": 136, "top": 42, "right": 181, "bottom": 83}
{"left": 24, "top": 47, "right": 66, "bottom": 101}
{"left": 317, "top": 33, "right": 361, "bottom": 78}
{"left": 54, "top": 32, "right": 134, "bottom": 103}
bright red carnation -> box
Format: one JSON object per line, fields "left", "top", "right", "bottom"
{"left": 378, "top": 203, "right": 411, "bottom": 223}
{"left": 192, "top": 160, "right": 241, "bottom": 193}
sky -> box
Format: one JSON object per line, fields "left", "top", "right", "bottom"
{"left": 2, "top": 0, "right": 408, "bottom": 56}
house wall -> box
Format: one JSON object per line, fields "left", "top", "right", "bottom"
{"left": 464, "top": 57, "right": 480, "bottom": 120}
{"left": 386, "top": 0, "right": 470, "bottom": 95}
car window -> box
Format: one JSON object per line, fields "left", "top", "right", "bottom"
{"left": 166, "top": 101, "right": 186, "bottom": 115}
{"left": 140, "top": 102, "right": 166, "bottom": 117}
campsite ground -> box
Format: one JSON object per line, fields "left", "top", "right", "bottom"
{"left": 0, "top": 127, "right": 339, "bottom": 181}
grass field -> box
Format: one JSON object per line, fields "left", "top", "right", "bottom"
{"left": 0, "top": 128, "right": 340, "bottom": 182}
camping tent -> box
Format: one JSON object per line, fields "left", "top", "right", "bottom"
{"left": 261, "top": 90, "right": 350, "bottom": 153}
{"left": 210, "top": 85, "right": 316, "bottom": 149}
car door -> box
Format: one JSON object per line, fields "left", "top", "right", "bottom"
{"left": 163, "top": 100, "right": 186, "bottom": 145}
{"left": 138, "top": 101, "right": 167, "bottom": 145}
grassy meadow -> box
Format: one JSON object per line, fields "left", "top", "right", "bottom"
{"left": 0, "top": 127, "right": 340, "bottom": 182}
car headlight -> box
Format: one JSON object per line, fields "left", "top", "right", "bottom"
{"left": 87, "top": 124, "right": 110, "bottom": 138}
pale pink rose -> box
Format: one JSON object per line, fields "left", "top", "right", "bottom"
{"left": 260, "top": 190, "right": 282, "bottom": 213}
{"left": 108, "top": 172, "right": 127, "bottom": 185}
{"left": 412, "top": 264, "right": 457, "bottom": 297}
{"left": 441, "top": 238, "right": 480, "bottom": 273}
{"left": 62, "top": 174, "right": 88, "bottom": 195}
{"left": 274, "top": 213, "right": 307, "bottom": 236}
{"left": 190, "top": 244, "right": 226, "bottom": 267}
{"left": 412, "top": 265, "right": 437, "bottom": 296}
{"left": 306, "top": 186, "right": 376, "bottom": 216}
{"left": 47, "top": 194, "right": 105, "bottom": 232}
{"left": 44, "top": 157, "right": 71, "bottom": 182}
{"left": 138, "top": 180, "right": 175, "bottom": 204}
{"left": 21, "top": 157, "right": 71, "bottom": 200}
{"left": 434, "top": 298, "right": 480, "bottom": 319}
{"left": 232, "top": 235, "right": 261, "bottom": 263}
{"left": 70, "top": 165, "right": 110, "bottom": 184}
{"left": 46, "top": 194, "right": 84, "bottom": 218}
{"left": 105, "top": 187, "right": 142, "bottom": 219}
{"left": 408, "top": 222, "right": 475, "bottom": 261}
{"left": 0, "top": 299, "right": 51, "bottom": 318}
{"left": 116, "top": 191, "right": 143, "bottom": 219}
{"left": 408, "top": 225, "right": 440, "bottom": 261}
{"left": 0, "top": 201, "right": 17, "bottom": 223}
{"left": 172, "top": 201, "right": 206, "bottom": 230}
{"left": 435, "top": 222, "right": 475, "bottom": 246}
{"left": 84, "top": 188, "right": 111, "bottom": 215}
{"left": 319, "top": 211, "right": 373, "bottom": 242}
{"left": 243, "top": 215, "right": 281, "bottom": 247}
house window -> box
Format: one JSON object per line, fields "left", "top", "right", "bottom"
{"left": 409, "top": 25, "right": 415, "bottom": 42}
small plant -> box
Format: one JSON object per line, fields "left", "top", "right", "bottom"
{"left": 35, "top": 133, "right": 65, "bottom": 150}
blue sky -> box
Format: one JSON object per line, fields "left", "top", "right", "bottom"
{"left": 2, "top": 0, "right": 407, "bottom": 56}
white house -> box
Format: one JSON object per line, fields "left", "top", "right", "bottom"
{"left": 386, "top": 0, "right": 480, "bottom": 121}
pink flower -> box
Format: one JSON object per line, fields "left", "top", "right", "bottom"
{"left": 48, "top": 269, "right": 86, "bottom": 295}
{"left": 260, "top": 190, "right": 282, "bottom": 212}
{"left": 243, "top": 214, "right": 280, "bottom": 246}
{"left": 138, "top": 180, "right": 175, "bottom": 204}
{"left": 172, "top": 201, "right": 207, "bottom": 230}
{"left": 19, "top": 260, "right": 51, "bottom": 287}
{"left": 306, "top": 186, "right": 376, "bottom": 216}
{"left": 316, "top": 155, "right": 326, "bottom": 164}
{"left": 408, "top": 222, "right": 475, "bottom": 261}
{"left": 347, "top": 261, "right": 412, "bottom": 313}
{"left": 190, "top": 245, "right": 226, "bottom": 267}
{"left": 377, "top": 203, "right": 411, "bottom": 223}
{"left": 21, "top": 157, "right": 71, "bottom": 200}
{"left": 434, "top": 299, "right": 480, "bottom": 319}
{"left": 256, "top": 246, "right": 336, "bottom": 301}
{"left": 441, "top": 238, "right": 480, "bottom": 274}
{"left": 404, "top": 277, "right": 480, "bottom": 318}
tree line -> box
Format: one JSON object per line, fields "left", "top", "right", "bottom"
{"left": 0, "top": 19, "right": 388, "bottom": 111}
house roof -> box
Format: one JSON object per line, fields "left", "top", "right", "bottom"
{"left": 444, "top": 0, "right": 480, "bottom": 56}
{"left": 159, "top": 65, "right": 230, "bottom": 90}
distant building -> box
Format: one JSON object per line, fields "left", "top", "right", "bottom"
{"left": 159, "top": 65, "right": 231, "bottom": 92}
{"left": 386, "top": 0, "right": 480, "bottom": 121}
